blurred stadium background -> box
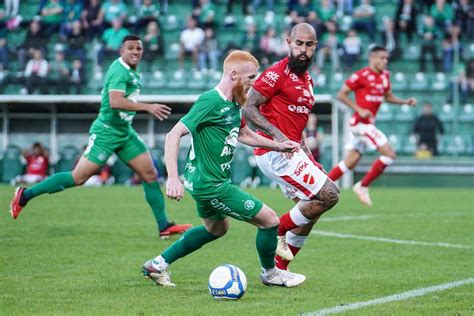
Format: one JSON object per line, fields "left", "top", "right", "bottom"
{"left": 0, "top": 0, "right": 472, "bottom": 188}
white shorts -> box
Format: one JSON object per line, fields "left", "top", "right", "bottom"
{"left": 255, "top": 150, "right": 328, "bottom": 200}
{"left": 345, "top": 123, "right": 388, "bottom": 154}
{"left": 20, "top": 174, "right": 46, "bottom": 184}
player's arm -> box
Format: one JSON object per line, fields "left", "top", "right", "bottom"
{"left": 164, "top": 122, "right": 189, "bottom": 201}
{"left": 238, "top": 125, "right": 299, "bottom": 153}
{"left": 384, "top": 89, "right": 417, "bottom": 106}
{"left": 337, "top": 84, "right": 373, "bottom": 118}
{"left": 242, "top": 88, "right": 289, "bottom": 142}
{"left": 109, "top": 91, "right": 171, "bottom": 121}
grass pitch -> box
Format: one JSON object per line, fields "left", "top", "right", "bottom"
{"left": 1, "top": 185, "right": 473, "bottom": 315}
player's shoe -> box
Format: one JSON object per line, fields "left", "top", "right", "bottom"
{"left": 142, "top": 260, "right": 176, "bottom": 287}
{"left": 10, "top": 187, "right": 25, "bottom": 219}
{"left": 276, "top": 235, "right": 294, "bottom": 261}
{"left": 159, "top": 222, "right": 193, "bottom": 239}
{"left": 261, "top": 268, "right": 306, "bottom": 287}
{"left": 352, "top": 181, "right": 373, "bottom": 207}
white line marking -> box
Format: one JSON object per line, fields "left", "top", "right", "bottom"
{"left": 321, "top": 212, "right": 473, "bottom": 222}
{"left": 304, "top": 278, "right": 474, "bottom": 316}
{"left": 313, "top": 231, "right": 473, "bottom": 249}
{"left": 320, "top": 215, "right": 376, "bottom": 222}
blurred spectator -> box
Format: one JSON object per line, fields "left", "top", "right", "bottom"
{"left": 430, "top": 0, "right": 454, "bottom": 32}
{"left": 316, "top": 0, "right": 335, "bottom": 25}
{"left": 70, "top": 59, "right": 85, "bottom": 94}
{"left": 40, "top": 0, "right": 64, "bottom": 37}
{"left": 49, "top": 49, "right": 70, "bottom": 94}
{"left": 290, "top": 0, "right": 316, "bottom": 25}
{"left": 66, "top": 20, "right": 87, "bottom": 63}
{"left": 17, "top": 21, "right": 48, "bottom": 70}
{"left": 395, "top": 0, "right": 419, "bottom": 42}
{"left": 454, "top": 0, "right": 474, "bottom": 39}
{"left": 419, "top": 14, "right": 441, "bottom": 72}
{"left": 251, "top": 0, "right": 274, "bottom": 14}
{"left": 81, "top": 0, "right": 103, "bottom": 39}
{"left": 316, "top": 20, "right": 341, "bottom": 72}
{"left": 226, "top": 0, "right": 250, "bottom": 16}
{"left": 342, "top": 29, "right": 361, "bottom": 70}
{"left": 381, "top": 17, "right": 400, "bottom": 60}
{"left": 198, "top": 27, "right": 219, "bottom": 72}
{"left": 259, "top": 26, "right": 278, "bottom": 67}
{"left": 413, "top": 103, "right": 444, "bottom": 156}
{"left": 193, "top": 0, "right": 216, "bottom": 29}
{"left": 352, "top": 0, "right": 376, "bottom": 42}
{"left": 419, "top": 0, "right": 435, "bottom": 13}
{"left": 133, "top": 0, "right": 169, "bottom": 15}
{"left": 142, "top": 20, "right": 164, "bottom": 66}
{"left": 98, "top": 19, "right": 130, "bottom": 67}
{"left": 447, "top": 60, "right": 474, "bottom": 103}
{"left": 241, "top": 22, "right": 260, "bottom": 57}
{"left": 274, "top": 29, "right": 290, "bottom": 60}
{"left": 134, "top": 0, "right": 159, "bottom": 33}
{"left": 14, "top": 142, "right": 49, "bottom": 185}
{"left": 306, "top": 10, "right": 323, "bottom": 37}
{"left": 442, "top": 24, "right": 462, "bottom": 73}
{"left": 24, "top": 49, "right": 49, "bottom": 94}
{"left": 0, "top": 64, "right": 7, "bottom": 94}
{"left": 304, "top": 113, "right": 322, "bottom": 162}
{"left": 0, "top": 9, "right": 6, "bottom": 29}
{"left": 179, "top": 17, "right": 205, "bottom": 70}
{"left": 98, "top": 0, "right": 128, "bottom": 28}
{"left": 61, "top": 0, "right": 83, "bottom": 39}
{"left": 4, "top": 0, "right": 19, "bottom": 17}
{"left": 0, "top": 35, "right": 9, "bottom": 70}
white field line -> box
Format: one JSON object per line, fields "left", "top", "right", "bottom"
{"left": 304, "top": 278, "right": 474, "bottom": 316}
{"left": 313, "top": 231, "right": 474, "bottom": 249}
{"left": 320, "top": 212, "right": 473, "bottom": 222}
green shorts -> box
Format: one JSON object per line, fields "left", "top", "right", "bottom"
{"left": 83, "top": 119, "right": 148, "bottom": 165}
{"left": 190, "top": 183, "right": 263, "bottom": 221}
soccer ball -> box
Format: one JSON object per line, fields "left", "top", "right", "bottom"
{"left": 208, "top": 264, "right": 247, "bottom": 300}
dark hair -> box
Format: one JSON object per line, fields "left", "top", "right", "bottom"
{"left": 368, "top": 44, "right": 387, "bottom": 54}
{"left": 122, "top": 34, "right": 141, "bottom": 44}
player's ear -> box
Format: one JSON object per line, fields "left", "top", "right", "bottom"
{"left": 230, "top": 70, "right": 238, "bottom": 81}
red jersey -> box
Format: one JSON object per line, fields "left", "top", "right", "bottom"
{"left": 252, "top": 57, "right": 315, "bottom": 155}
{"left": 345, "top": 67, "right": 391, "bottom": 125}
{"left": 25, "top": 155, "right": 48, "bottom": 176}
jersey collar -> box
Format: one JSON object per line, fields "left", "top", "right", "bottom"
{"left": 118, "top": 57, "right": 131, "bottom": 70}
{"left": 214, "top": 86, "right": 228, "bottom": 101}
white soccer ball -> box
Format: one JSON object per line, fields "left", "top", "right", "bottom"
{"left": 208, "top": 264, "right": 247, "bottom": 300}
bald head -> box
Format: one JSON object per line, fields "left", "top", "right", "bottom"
{"left": 290, "top": 23, "right": 317, "bottom": 41}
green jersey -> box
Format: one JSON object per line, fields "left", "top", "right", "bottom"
{"left": 99, "top": 58, "right": 141, "bottom": 129}
{"left": 180, "top": 88, "right": 243, "bottom": 194}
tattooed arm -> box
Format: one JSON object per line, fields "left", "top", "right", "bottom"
{"left": 242, "top": 88, "right": 289, "bottom": 142}
{"left": 301, "top": 133, "right": 326, "bottom": 172}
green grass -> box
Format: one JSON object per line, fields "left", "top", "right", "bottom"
{"left": 1, "top": 185, "right": 473, "bottom": 315}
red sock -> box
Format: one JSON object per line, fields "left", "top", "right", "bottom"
{"left": 361, "top": 158, "right": 388, "bottom": 186}
{"left": 275, "top": 244, "right": 301, "bottom": 270}
{"left": 278, "top": 213, "right": 298, "bottom": 236}
{"left": 328, "top": 165, "right": 344, "bottom": 181}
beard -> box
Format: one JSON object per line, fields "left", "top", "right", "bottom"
{"left": 232, "top": 80, "right": 247, "bottom": 105}
{"left": 288, "top": 51, "right": 312, "bottom": 75}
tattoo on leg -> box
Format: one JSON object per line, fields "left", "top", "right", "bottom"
{"left": 314, "top": 179, "right": 340, "bottom": 211}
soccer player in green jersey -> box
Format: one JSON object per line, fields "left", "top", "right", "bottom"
{"left": 10, "top": 35, "right": 192, "bottom": 238}
{"left": 142, "top": 50, "right": 306, "bottom": 288}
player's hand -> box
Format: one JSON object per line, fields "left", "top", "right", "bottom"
{"left": 357, "top": 108, "right": 373, "bottom": 119}
{"left": 148, "top": 103, "right": 172, "bottom": 121}
{"left": 166, "top": 177, "right": 184, "bottom": 201}
{"left": 308, "top": 154, "right": 327, "bottom": 173}
{"left": 406, "top": 98, "right": 417, "bottom": 106}
{"left": 276, "top": 140, "right": 300, "bottom": 153}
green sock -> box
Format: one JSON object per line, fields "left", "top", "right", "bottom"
{"left": 161, "top": 226, "right": 219, "bottom": 264}
{"left": 143, "top": 181, "right": 170, "bottom": 231}
{"left": 256, "top": 226, "right": 278, "bottom": 269}
{"left": 23, "top": 172, "right": 75, "bottom": 202}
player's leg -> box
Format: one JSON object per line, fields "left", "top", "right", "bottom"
{"left": 119, "top": 132, "right": 192, "bottom": 237}
{"left": 327, "top": 149, "right": 361, "bottom": 181}
{"left": 10, "top": 155, "right": 101, "bottom": 219}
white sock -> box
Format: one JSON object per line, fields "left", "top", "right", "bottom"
{"left": 289, "top": 205, "right": 311, "bottom": 226}
{"left": 338, "top": 161, "right": 349, "bottom": 172}
{"left": 152, "top": 255, "right": 169, "bottom": 270}
{"left": 286, "top": 231, "right": 308, "bottom": 248}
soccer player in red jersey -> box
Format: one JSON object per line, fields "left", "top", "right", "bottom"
{"left": 243, "top": 23, "right": 340, "bottom": 272}
{"left": 327, "top": 45, "right": 417, "bottom": 206}
{"left": 16, "top": 142, "right": 49, "bottom": 185}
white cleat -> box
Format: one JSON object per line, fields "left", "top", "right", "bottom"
{"left": 276, "top": 235, "right": 294, "bottom": 261}
{"left": 142, "top": 260, "right": 176, "bottom": 287}
{"left": 352, "top": 181, "right": 373, "bottom": 207}
{"left": 261, "top": 268, "right": 306, "bottom": 287}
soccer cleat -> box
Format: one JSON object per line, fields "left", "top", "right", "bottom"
{"left": 261, "top": 268, "right": 306, "bottom": 287}
{"left": 159, "top": 222, "right": 193, "bottom": 239}
{"left": 276, "top": 235, "right": 294, "bottom": 261}
{"left": 352, "top": 181, "right": 373, "bottom": 207}
{"left": 10, "top": 187, "right": 25, "bottom": 219}
{"left": 142, "top": 260, "right": 176, "bottom": 287}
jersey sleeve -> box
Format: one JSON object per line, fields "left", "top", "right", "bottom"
{"left": 252, "top": 66, "right": 284, "bottom": 99}
{"left": 345, "top": 72, "right": 363, "bottom": 90}
{"left": 108, "top": 67, "right": 129, "bottom": 92}
{"left": 180, "top": 94, "right": 216, "bottom": 133}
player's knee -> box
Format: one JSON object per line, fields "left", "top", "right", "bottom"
{"left": 72, "top": 172, "right": 89, "bottom": 185}
{"left": 262, "top": 211, "right": 280, "bottom": 228}
{"left": 141, "top": 169, "right": 158, "bottom": 183}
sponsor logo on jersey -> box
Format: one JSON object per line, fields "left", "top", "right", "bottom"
{"left": 220, "top": 106, "right": 230, "bottom": 113}
{"left": 244, "top": 200, "right": 255, "bottom": 211}
{"left": 184, "top": 180, "right": 193, "bottom": 191}
{"left": 303, "top": 173, "right": 315, "bottom": 185}
{"left": 221, "top": 127, "right": 239, "bottom": 157}
{"left": 289, "top": 73, "right": 299, "bottom": 82}
{"left": 261, "top": 71, "right": 279, "bottom": 87}
{"left": 368, "top": 75, "right": 375, "bottom": 81}
{"left": 220, "top": 162, "right": 232, "bottom": 171}
{"left": 211, "top": 199, "right": 241, "bottom": 218}
{"left": 294, "top": 161, "right": 309, "bottom": 177}
{"left": 119, "top": 111, "right": 134, "bottom": 121}
{"left": 365, "top": 95, "right": 384, "bottom": 102}
{"left": 288, "top": 104, "right": 310, "bottom": 114}
{"left": 349, "top": 73, "right": 359, "bottom": 82}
